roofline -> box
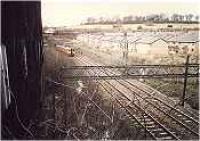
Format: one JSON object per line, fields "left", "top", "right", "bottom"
{"left": 136, "top": 38, "right": 167, "bottom": 45}
{"left": 167, "top": 40, "right": 199, "bottom": 43}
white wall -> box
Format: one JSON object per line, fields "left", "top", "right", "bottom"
{"left": 151, "top": 40, "right": 168, "bottom": 55}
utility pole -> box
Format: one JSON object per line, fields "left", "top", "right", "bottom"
{"left": 87, "top": 31, "right": 89, "bottom": 47}
{"left": 181, "top": 55, "right": 190, "bottom": 106}
{"left": 123, "top": 32, "right": 128, "bottom": 66}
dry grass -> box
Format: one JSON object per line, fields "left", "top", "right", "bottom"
{"left": 78, "top": 42, "right": 199, "bottom": 111}
{"left": 30, "top": 37, "right": 153, "bottom": 140}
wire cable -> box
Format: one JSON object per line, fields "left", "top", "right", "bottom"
{"left": 9, "top": 90, "right": 34, "bottom": 138}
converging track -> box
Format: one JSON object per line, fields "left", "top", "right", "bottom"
{"left": 63, "top": 55, "right": 199, "bottom": 140}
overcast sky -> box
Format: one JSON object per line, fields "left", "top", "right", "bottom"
{"left": 41, "top": 0, "right": 200, "bottom": 27}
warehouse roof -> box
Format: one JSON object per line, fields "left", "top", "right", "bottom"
{"left": 136, "top": 36, "right": 165, "bottom": 44}
{"left": 167, "top": 32, "right": 199, "bottom": 43}
{"left": 78, "top": 31, "right": 199, "bottom": 44}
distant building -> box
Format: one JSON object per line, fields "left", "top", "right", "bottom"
{"left": 76, "top": 31, "right": 199, "bottom": 57}
{"left": 135, "top": 36, "right": 168, "bottom": 56}
{"left": 167, "top": 32, "right": 199, "bottom": 55}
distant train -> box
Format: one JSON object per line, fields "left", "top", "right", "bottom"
{"left": 56, "top": 45, "right": 75, "bottom": 57}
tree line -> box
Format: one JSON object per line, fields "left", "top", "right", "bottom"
{"left": 83, "top": 13, "right": 199, "bottom": 25}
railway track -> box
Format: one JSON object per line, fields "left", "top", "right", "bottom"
{"left": 96, "top": 66, "right": 200, "bottom": 138}
{"left": 107, "top": 79, "right": 199, "bottom": 139}
{"left": 121, "top": 80, "right": 199, "bottom": 126}
{"left": 65, "top": 55, "right": 199, "bottom": 140}
{"left": 129, "top": 80, "right": 200, "bottom": 121}
{"left": 75, "top": 56, "right": 180, "bottom": 140}
{"left": 99, "top": 81, "right": 179, "bottom": 140}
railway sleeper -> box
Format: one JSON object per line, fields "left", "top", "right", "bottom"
{"left": 157, "top": 136, "right": 174, "bottom": 140}
{"left": 143, "top": 121, "right": 155, "bottom": 125}
{"left": 123, "top": 79, "right": 199, "bottom": 125}
{"left": 135, "top": 117, "right": 152, "bottom": 122}
{"left": 144, "top": 126, "right": 176, "bottom": 140}
{"left": 185, "top": 120, "right": 192, "bottom": 123}
{"left": 150, "top": 128, "right": 163, "bottom": 132}
{"left": 152, "top": 132, "right": 171, "bottom": 138}
{"left": 103, "top": 81, "right": 180, "bottom": 140}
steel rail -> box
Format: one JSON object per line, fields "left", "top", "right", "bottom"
{"left": 103, "top": 67, "right": 200, "bottom": 125}
{"left": 76, "top": 57, "right": 159, "bottom": 139}
{"left": 76, "top": 56, "right": 199, "bottom": 138}
{"left": 99, "top": 83, "right": 157, "bottom": 140}
{"left": 124, "top": 79, "right": 200, "bottom": 124}
{"left": 85, "top": 64, "right": 170, "bottom": 140}
{"left": 76, "top": 56, "right": 180, "bottom": 140}
{"left": 129, "top": 80, "right": 200, "bottom": 119}
{"left": 85, "top": 66, "right": 158, "bottom": 139}
{"left": 103, "top": 65, "right": 200, "bottom": 123}
{"left": 98, "top": 63, "right": 200, "bottom": 137}
{"left": 99, "top": 82, "right": 179, "bottom": 140}
{"left": 114, "top": 79, "right": 199, "bottom": 137}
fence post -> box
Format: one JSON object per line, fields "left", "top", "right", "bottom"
{"left": 181, "top": 55, "right": 190, "bottom": 106}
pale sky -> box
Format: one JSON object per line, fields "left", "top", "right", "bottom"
{"left": 41, "top": 0, "right": 200, "bottom": 27}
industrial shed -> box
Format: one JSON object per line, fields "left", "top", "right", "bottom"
{"left": 167, "top": 32, "right": 199, "bottom": 55}
{"left": 76, "top": 31, "right": 198, "bottom": 57}
{"left": 135, "top": 36, "right": 168, "bottom": 55}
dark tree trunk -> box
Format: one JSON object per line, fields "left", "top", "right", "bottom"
{"left": 1, "top": 1, "right": 43, "bottom": 139}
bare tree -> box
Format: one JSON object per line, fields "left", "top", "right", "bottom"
{"left": 171, "top": 14, "right": 179, "bottom": 22}
{"left": 87, "top": 17, "right": 96, "bottom": 24}
{"left": 185, "top": 14, "right": 194, "bottom": 22}
{"left": 123, "top": 15, "right": 133, "bottom": 24}
{"left": 195, "top": 15, "right": 199, "bottom": 22}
